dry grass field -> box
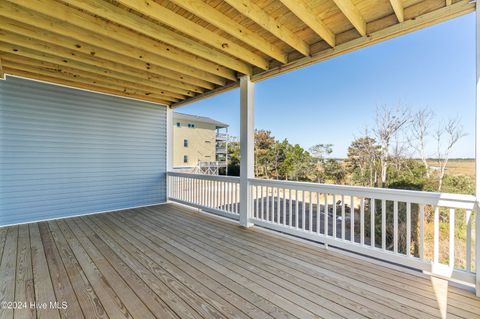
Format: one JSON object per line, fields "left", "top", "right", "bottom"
{"left": 426, "top": 159, "right": 475, "bottom": 179}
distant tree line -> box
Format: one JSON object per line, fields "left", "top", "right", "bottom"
{"left": 227, "top": 105, "right": 472, "bottom": 195}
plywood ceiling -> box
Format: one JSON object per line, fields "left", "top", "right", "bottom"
{"left": 0, "top": 0, "right": 474, "bottom": 107}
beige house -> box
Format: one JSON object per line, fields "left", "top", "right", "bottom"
{"left": 173, "top": 112, "right": 228, "bottom": 173}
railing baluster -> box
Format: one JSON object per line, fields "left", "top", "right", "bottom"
{"left": 419, "top": 205, "right": 425, "bottom": 260}
{"left": 406, "top": 202, "right": 411, "bottom": 256}
{"left": 351, "top": 196, "right": 355, "bottom": 242}
{"left": 289, "top": 189, "right": 293, "bottom": 227}
{"left": 283, "top": 188, "right": 287, "bottom": 226}
{"left": 223, "top": 180, "right": 227, "bottom": 210}
{"left": 302, "top": 190, "right": 306, "bottom": 230}
{"left": 276, "top": 187, "right": 280, "bottom": 223}
{"left": 255, "top": 185, "right": 259, "bottom": 218}
{"left": 449, "top": 208, "right": 455, "bottom": 269}
{"left": 394, "top": 201, "right": 398, "bottom": 253}
{"left": 360, "top": 197, "right": 365, "bottom": 245}
{"left": 382, "top": 199, "right": 386, "bottom": 250}
{"left": 260, "top": 186, "right": 264, "bottom": 220}
{"left": 266, "top": 187, "right": 270, "bottom": 222}
{"left": 295, "top": 190, "right": 299, "bottom": 229}
{"left": 341, "top": 195, "right": 345, "bottom": 240}
{"left": 371, "top": 198, "right": 375, "bottom": 248}
{"left": 309, "top": 191, "right": 313, "bottom": 232}
{"left": 324, "top": 194, "right": 329, "bottom": 236}
{"left": 317, "top": 192, "right": 321, "bottom": 234}
{"left": 466, "top": 209, "right": 472, "bottom": 272}
{"left": 333, "top": 194, "right": 337, "bottom": 238}
{"left": 434, "top": 206, "right": 440, "bottom": 264}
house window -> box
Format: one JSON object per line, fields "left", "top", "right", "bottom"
{"left": 183, "top": 139, "right": 188, "bottom": 147}
{"left": 183, "top": 155, "right": 188, "bottom": 163}
{"left": 176, "top": 122, "right": 180, "bottom": 127}
{"left": 187, "top": 123, "right": 195, "bottom": 128}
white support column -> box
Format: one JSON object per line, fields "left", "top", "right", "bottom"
{"left": 476, "top": 0, "right": 480, "bottom": 297}
{"left": 166, "top": 106, "right": 173, "bottom": 200}
{"left": 240, "top": 75, "right": 254, "bottom": 228}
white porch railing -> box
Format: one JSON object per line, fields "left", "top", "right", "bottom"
{"left": 167, "top": 171, "right": 478, "bottom": 287}
{"left": 168, "top": 171, "right": 240, "bottom": 220}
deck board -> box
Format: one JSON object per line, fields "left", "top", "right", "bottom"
{"left": 1, "top": 203, "right": 479, "bottom": 319}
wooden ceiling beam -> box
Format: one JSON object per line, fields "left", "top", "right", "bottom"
{"left": 332, "top": 0, "right": 367, "bottom": 36}
{"left": 0, "top": 15, "right": 207, "bottom": 94}
{"left": 0, "top": 40, "right": 194, "bottom": 99}
{"left": 117, "top": 0, "right": 270, "bottom": 69}
{"left": 5, "top": 67, "right": 171, "bottom": 105}
{"left": 168, "top": 0, "right": 288, "bottom": 64}
{"left": 3, "top": 59, "right": 181, "bottom": 102}
{"left": 4, "top": 0, "right": 235, "bottom": 82}
{"left": 279, "top": 0, "right": 335, "bottom": 47}
{"left": 224, "top": 0, "right": 310, "bottom": 57}
{"left": 58, "top": 0, "right": 252, "bottom": 75}
{"left": 389, "top": 0, "right": 405, "bottom": 22}
{"left": 2, "top": 56, "right": 187, "bottom": 101}
{"left": 0, "top": 58, "right": 4, "bottom": 79}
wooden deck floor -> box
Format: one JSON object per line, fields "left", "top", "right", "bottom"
{"left": 1, "top": 204, "right": 479, "bottom": 319}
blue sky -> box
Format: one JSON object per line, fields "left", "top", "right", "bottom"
{"left": 178, "top": 13, "right": 475, "bottom": 158}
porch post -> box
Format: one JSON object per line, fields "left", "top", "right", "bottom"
{"left": 166, "top": 106, "right": 173, "bottom": 199}
{"left": 476, "top": 0, "right": 480, "bottom": 297}
{"left": 239, "top": 75, "right": 254, "bottom": 228}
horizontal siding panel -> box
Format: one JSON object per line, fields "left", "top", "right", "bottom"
{"left": 0, "top": 77, "right": 167, "bottom": 226}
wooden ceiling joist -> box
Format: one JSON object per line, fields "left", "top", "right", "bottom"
{"left": 0, "top": 58, "right": 4, "bottom": 79}
{"left": 0, "top": 0, "right": 474, "bottom": 107}
{"left": 279, "top": 0, "right": 335, "bottom": 47}
{"left": 0, "top": 16, "right": 207, "bottom": 94}
{"left": 0, "top": 32, "right": 196, "bottom": 99}
{"left": 332, "top": 0, "right": 367, "bottom": 36}
{"left": 4, "top": 0, "right": 235, "bottom": 83}
{"left": 6, "top": 67, "right": 171, "bottom": 105}
{"left": 3, "top": 59, "right": 181, "bottom": 102}
{"left": 61, "top": 0, "right": 252, "bottom": 75}
{"left": 117, "top": 0, "right": 270, "bottom": 69}
{"left": 224, "top": 0, "right": 311, "bottom": 57}
{"left": 168, "top": 0, "right": 288, "bottom": 64}
{"left": 0, "top": 41, "right": 193, "bottom": 101}
{"left": 389, "top": 0, "right": 405, "bottom": 22}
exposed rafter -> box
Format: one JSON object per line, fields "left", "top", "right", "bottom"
{"left": 279, "top": 0, "right": 335, "bottom": 47}
{"left": 61, "top": 0, "right": 251, "bottom": 75}
{"left": 5, "top": 0, "right": 237, "bottom": 81}
{"left": 0, "top": 41, "right": 193, "bottom": 100}
{"left": 3, "top": 59, "right": 181, "bottom": 102}
{"left": 389, "top": 0, "right": 405, "bottom": 22}
{"left": 0, "top": 0, "right": 473, "bottom": 106}
{"left": 332, "top": 0, "right": 367, "bottom": 36}
{"left": 116, "top": 0, "right": 268, "bottom": 70}
{"left": 6, "top": 67, "right": 171, "bottom": 105}
{"left": 168, "top": 0, "right": 288, "bottom": 64}
{"left": 0, "top": 58, "right": 4, "bottom": 79}
{"left": 0, "top": 31, "right": 197, "bottom": 98}
{"left": 0, "top": 15, "right": 208, "bottom": 93}
{"left": 224, "top": 0, "right": 310, "bottom": 57}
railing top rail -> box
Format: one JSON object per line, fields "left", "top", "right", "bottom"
{"left": 168, "top": 171, "right": 239, "bottom": 183}
{"left": 248, "top": 178, "right": 476, "bottom": 209}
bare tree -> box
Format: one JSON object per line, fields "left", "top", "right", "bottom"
{"left": 409, "top": 108, "right": 435, "bottom": 176}
{"left": 434, "top": 117, "right": 466, "bottom": 191}
{"left": 373, "top": 105, "right": 411, "bottom": 188}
